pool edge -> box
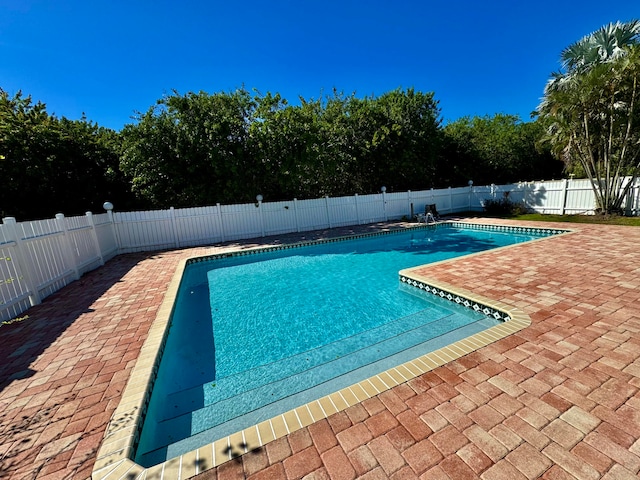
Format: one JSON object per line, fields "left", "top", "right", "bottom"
{"left": 92, "top": 222, "right": 546, "bottom": 480}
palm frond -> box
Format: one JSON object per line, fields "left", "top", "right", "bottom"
{"left": 561, "top": 20, "right": 640, "bottom": 72}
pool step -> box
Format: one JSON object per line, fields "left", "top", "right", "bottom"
{"left": 158, "top": 301, "right": 456, "bottom": 421}
{"left": 134, "top": 311, "right": 494, "bottom": 466}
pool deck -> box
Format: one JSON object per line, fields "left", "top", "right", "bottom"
{"left": 1, "top": 218, "right": 639, "bottom": 479}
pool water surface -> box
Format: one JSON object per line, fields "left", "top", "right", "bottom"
{"left": 134, "top": 224, "right": 555, "bottom": 466}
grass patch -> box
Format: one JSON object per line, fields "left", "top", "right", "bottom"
{"left": 448, "top": 211, "right": 640, "bottom": 226}
{"left": 506, "top": 213, "right": 640, "bottom": 226}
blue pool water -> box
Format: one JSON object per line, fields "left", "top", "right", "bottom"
{"left": 134, "top": 224, "right": 554, "bottom": 466}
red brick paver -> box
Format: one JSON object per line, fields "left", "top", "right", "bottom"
{"left": 2, "top": 219, "right": 640, "bottom": 479}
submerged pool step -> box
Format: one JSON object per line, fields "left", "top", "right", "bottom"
{"left": 135, "top": 311, "right": 493, "bottom": 463}
{"left": 159, "top": 302, "right": 475, "bottom": 421}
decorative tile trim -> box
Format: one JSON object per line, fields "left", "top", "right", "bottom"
{"left": 445, "top": 222, "right": 569, "bottom": 237}
{"left": 399, "top": 274, "right": 511, "bottom": 321}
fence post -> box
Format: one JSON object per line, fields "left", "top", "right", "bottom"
{"left": 216, "top": 203, "right": 226, "bottom": 242}
{"left": 354, "top": 194, "right": 361, "bottom": 225}
{"left": 85, "top": 211, "right": 105, "bottom": 266}
{"left": 325, "top": 196, "right": 332, "bottom": 228}
{"left": 448, "top": 187, "right": 453, "bottom": 213}
{"left": 382, "top": 188, "right": 388, "bottom": 221}
{"left": 104, "top": 205, "right": 121, "bottom": 254}
{"left": 169, "top": 207, "right": 180, "bottom": 248}
{"left": 257, "top": 199, "right": 265, "bottom": 237}
{"left": 622, "top": 176, "right": 638, "bottom": 215}
{"left": 560, "top": 179, "right": 569, "bottom": 215}
{"left": 293, "top": 198, "right": 300, "bottom": 233}
{"left": 2, "top": 217, "right": 41, "bottom": 306}
{"left": 407, "top": 190, "right": 412, "bottom": 218}
{"left": 55, "top": 214, "right": 80, "bottom": 281}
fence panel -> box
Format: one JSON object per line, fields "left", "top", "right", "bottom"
{"left": 416, "top": 189, "right": 444, "bottom": 215}
{"left": 220, "top": 203, "right": 262, "bottom": 240}
{"left": 518, "top": 183, "right": 535, "bottom": 210}
{"left": 408, "top": 191, "right": 431, "bottom": 218}
{"left": 0, "top": 224, "right": 32, "bottom": 322}
{"left": 94, "top": 213, "right": 118, "bottom": 261}
{"left": 564, "top": 179, "right": 596, "bottom": 214}
{"left": 64, "top": 214, "right": 102, "bottom": 274}
{"left": 384, "top": 192, "right": 412, "bottom": 219}
{"left": 625, "top": 178, "right": 640, "bottom": 215}
{"left": 326, "top": 195, "right": 358, "bottom": 227}
{"left": 262, "top": 200, "right": 298, "bottom": 236}
{"left": 355, "top": 194, "right": 386, "bottom": 224}
{"left": 173, "top": 206, "right": 223, "bottom": 247}
{"left": 533, "top": 180, "right": 566, "bottom": 213}
{"left": 295, "top": 198, "right": 332, "bottom": 231}
{"left": 446, "top": 186, "right": 472, "bottom": 211}
{"left": 430, "top": 188, "right": 455, "bottom": 214}
{"left": 115, "top": 210, "right": 175, "bottom": 253}
{"left": 502, "top": 183, "right": 526, "bottom": 204}
{"left": 18, "top": 219, "right": 76, "bottom": 301}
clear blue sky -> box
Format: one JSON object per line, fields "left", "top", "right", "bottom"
{"left": 1, "top": 0, "right": 638, "bottom": 131}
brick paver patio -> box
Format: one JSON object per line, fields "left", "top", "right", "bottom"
{"left": 1, "top": 218, "right": 639, "bottom": 479}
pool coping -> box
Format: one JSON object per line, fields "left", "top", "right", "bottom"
{"left": 91, "top": 222, "right": 572, "bottom": 480}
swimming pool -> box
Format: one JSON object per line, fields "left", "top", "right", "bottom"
{"left": 132, "top": 223, "right": 559, "bottom": 466}
{"left": 93, "top": 222, "right": 567, "bottom": 479}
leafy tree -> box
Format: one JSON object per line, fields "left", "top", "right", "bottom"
{"left": 537, "top": 20, "right": 640, "bottom": 214}
{"left": 250, "top": 88, "right": 442, "bottom": 199}
{"left": 0, "top": 89, "right": 133, "bottom": 220}
{"left": 316, "top": 91, "right": 363, "bottom": 195}
{"left": 358, "top": 88, "right": 442, "bottom": 192}
{"left": 250, "top": 93, "right": 327, "bottom": 199}
{"left": 442, "top": 114, "right": 563, "bottom": 186}
{"left": 120, "top": 89, "right": 259, "bottom": 207}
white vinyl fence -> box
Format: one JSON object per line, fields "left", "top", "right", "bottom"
{"left": 475, "top": 177, "right": 640, "bottom": 216}
{"left": 2, "top": 177, "right": 639, "bottom": 322}
{"left": 112, "top": 187, "right": 474, "bottom": 253}
{"left": 0, "top": 212, "right": 117, "bottom": 322}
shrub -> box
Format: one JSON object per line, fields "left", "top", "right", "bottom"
{"left": 482, "top": 192, "right": 529, "bottom": 216}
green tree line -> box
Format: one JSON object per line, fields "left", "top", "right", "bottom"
{"left": 0, "top": 90, "right": 136, "bottom": 219}
{"left": 1, "top": 87, "right": 563, "bottom": 220}
{"left": 3, "top": 20, "right": 638, "bottom": 220}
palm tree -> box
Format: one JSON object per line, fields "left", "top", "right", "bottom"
{"left": 538, "top": 20, "right": 640, "bottom": 214}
